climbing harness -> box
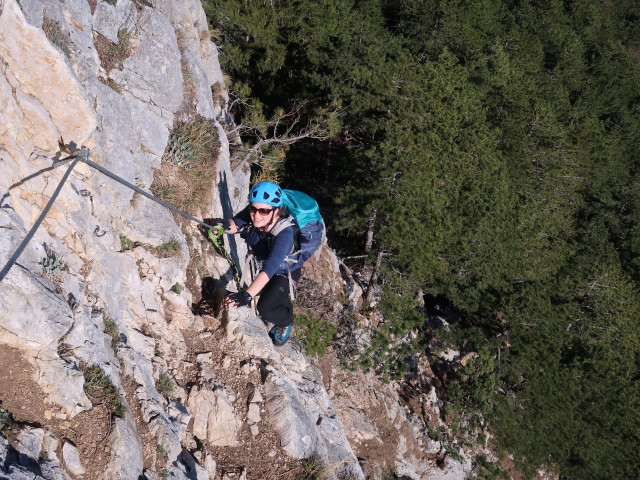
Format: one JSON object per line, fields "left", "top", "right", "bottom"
{"left": 207, "top": 227, "right": 241, "bottom": 290}
{"left": 0, "top": 147, "right": 224, "bottom": 283}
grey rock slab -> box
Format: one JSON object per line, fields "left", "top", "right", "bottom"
{"left": 16, "top": 0, "right": 45, "bottom": 28}
{"left": 204, "top": 454, "right": 217, "bottom": 479}
{"left": 265, "top": 369, "right": 319, "bottom": 459}
{"left": 0, "top": 212, "right": 74, "bottom": 347}
{"left": 16, "top": 427, "right": 44, "bottom": 460}
{"left": 63, "top": 308, "right": 118, "bottom": 367}
{"left": 92, "top": 0, "right": 137, "bottom": 44}
{"left": 187, "top": 386, "right": 241, "bottom": 447}
{"left": 14, "top": 86, "right": 59, "bottom": 151}
{"left": 152, "top": 0, "right": 226, "bottom": 105}
{"left": 102, "top": 416, "right": 144, "bottom": 480}
{"left": 0, "top": 263, "right": 72, "bottom": 347}
{"left": 0, "top": 244, "right": 73, "bottom": 352}
{"left": 167, "top": 400, "right": 191, "bottom": 442}
{"left": 110, "top": 6, "right": 183, "bottom": 113}
{"left": 126, "top": 96, "right": 171, "bottom": 160}
{"left": 117, "top": 346, "right": 183, "bottom": 464}
{"left": 224, "top": 307, "right": 277, "bottom": 363}
{"left": 51, "top": 0, "right": 100, "bottom": 84}
{"left": 118, "top": 347, "right": 163, "bottom": 414}
{"left": 61, "top": 440, "right": 84, "bottom": 476}
{"left": 162, "top": 290, "right": 195, "bottom": 330}
{"left": 33, "top": 352, "right": 92, "bottom": 417}
{"left": 86, "top": 251, "right": 137, "bottom": 323}
{"left": 126, "top": 327, "right": 157, "bottom": 360}
{"left": 125, "top": 201, "right": 187, "bottom": 254}
{"left": 152, "top": 415, "right": 182, "bottom": 468}
{"left": 39, "top": 434, "right": 69, "bottom": 480}
{"left": 165, "top": 449, "right": 209, "bottom": 480}
{"left": 246, "top": 403, "right": 261, "bottom": 424}
{"left": 181, "top": 48, "right": 216, "bottom": 119}
{"left": 0, "top": 432, "right": 69, "bottom": 480}
{"left": 224, "top": 305, "right": 364, "bottom": 479}
{"left": 42, "top": 433, "right": 59, "bottom": 462}
{"left": 39, "top": 460, "right": 70, "bottom": 480}
{"left": 90, "top": 84, "right": 142, "bottom": 201}
{"left": 2, "top": 467, "right": 44, "bottom": 480}
{"left": 265, "top": 367, "right": 364, "bottom": 480}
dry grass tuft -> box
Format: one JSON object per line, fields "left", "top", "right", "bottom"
{"left": 94, "top": 30, "right": 132, "bottom": 73}
{"left": 152, "top": 116, "right": 220, "bottom": 215}
{"left": 43, "top": 16, "right": 71, "bottom": 57}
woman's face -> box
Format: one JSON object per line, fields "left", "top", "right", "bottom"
{"left": 249, "top": 202, "right": 277, "bottom": 229}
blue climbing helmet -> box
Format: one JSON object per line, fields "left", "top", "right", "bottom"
{"left": 249, "top": 181, "right": 283, "bottom": 207}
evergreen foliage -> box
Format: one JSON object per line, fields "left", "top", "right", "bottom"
{"left": 294, "top": 311, "right": 338, "bottom": 357}
{"left": 204, "top": 1, "right": 640, "bottom": 478}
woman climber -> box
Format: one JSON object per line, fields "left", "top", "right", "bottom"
{"left": 219, "top": 181, "right": 321, "bottom": 346}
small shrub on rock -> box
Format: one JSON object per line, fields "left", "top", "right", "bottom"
{"left": 153, "top": 239, "right": 181, "bottom": 257}
{"left": 294, "top": 311, "right": 337, "bottom": 357}
{"left": 156, "top": 372, "right": 174, "bottom": 395}
{"left": 41, "top": 245, "right": 67, "bottom": 277}
{"left": 82, "top": 365, "right": 125, "bottom": 418}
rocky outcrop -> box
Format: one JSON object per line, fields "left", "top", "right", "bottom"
{"left": 0, "top": 428, "right": 70, "bottom": 480}
{"left": 227, "top": 307, "right": 364, "bottom": 479}
{"left": 188, "top": 386, "right": 242, "bottom": 447}
{"left": 330, "top": 366, "right": 474, "bottom": 480}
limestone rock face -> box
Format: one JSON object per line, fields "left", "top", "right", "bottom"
{"left": 93, "top": 0, "right": 137, "bottom": 44}
{"left": 223, "top": 307, "right": 365, "bottom": 480}
{"left": 1, "top": 430, "right": 70, "bottom": 480}
{"left": 0, "top": 0, "right": 232, "bottom": 477}
{"left": 0, "top": 259, "right": 73, "bottom": 348}
{"left": 265, "top": 366, "right": 365, "bottom": 480}
{"left": 33, "top": 351, "right": 92, "bottom": 417}
{"left": 0, "top": 0, "right": 96, "bottom": 154}
{"left": 109, "top": 6, "right": 183, "bottom": 112}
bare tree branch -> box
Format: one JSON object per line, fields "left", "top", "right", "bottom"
{"left": 224, "top": 90, "right": 339, "bottom": 166}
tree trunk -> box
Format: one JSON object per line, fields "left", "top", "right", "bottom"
{"left": 364, "top": 244, "right": 384, "bottom": 307}
{"left": 363, "top": 209, "right": 377, "bottom": 279}
{"left": 365, "top": 208, "right": 377, "bottom": 252}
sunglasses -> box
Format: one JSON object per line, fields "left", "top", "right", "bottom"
{"left": 249, "top": 205, "right": 275, "bottom": 215}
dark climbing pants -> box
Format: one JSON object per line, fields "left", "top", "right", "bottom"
{"left": 257, "top": 270, "right": 301, "bottom": 327}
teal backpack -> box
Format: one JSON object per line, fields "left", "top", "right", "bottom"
{"left": 281, "top": 190, "right": 323, "bottom": 228}
{"left": 270, "top": 189, "right": 325, "bottom": 266}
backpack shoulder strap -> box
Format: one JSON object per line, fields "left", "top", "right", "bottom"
{"left": 268, "top": 215, "right": 300, "bottom": 301}
{"left": 269, "top": 215, "right": 296, "bottom": 238}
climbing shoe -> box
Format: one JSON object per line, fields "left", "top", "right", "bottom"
{"left": 269, "top": 324, "right": 292, "bottom": 346}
